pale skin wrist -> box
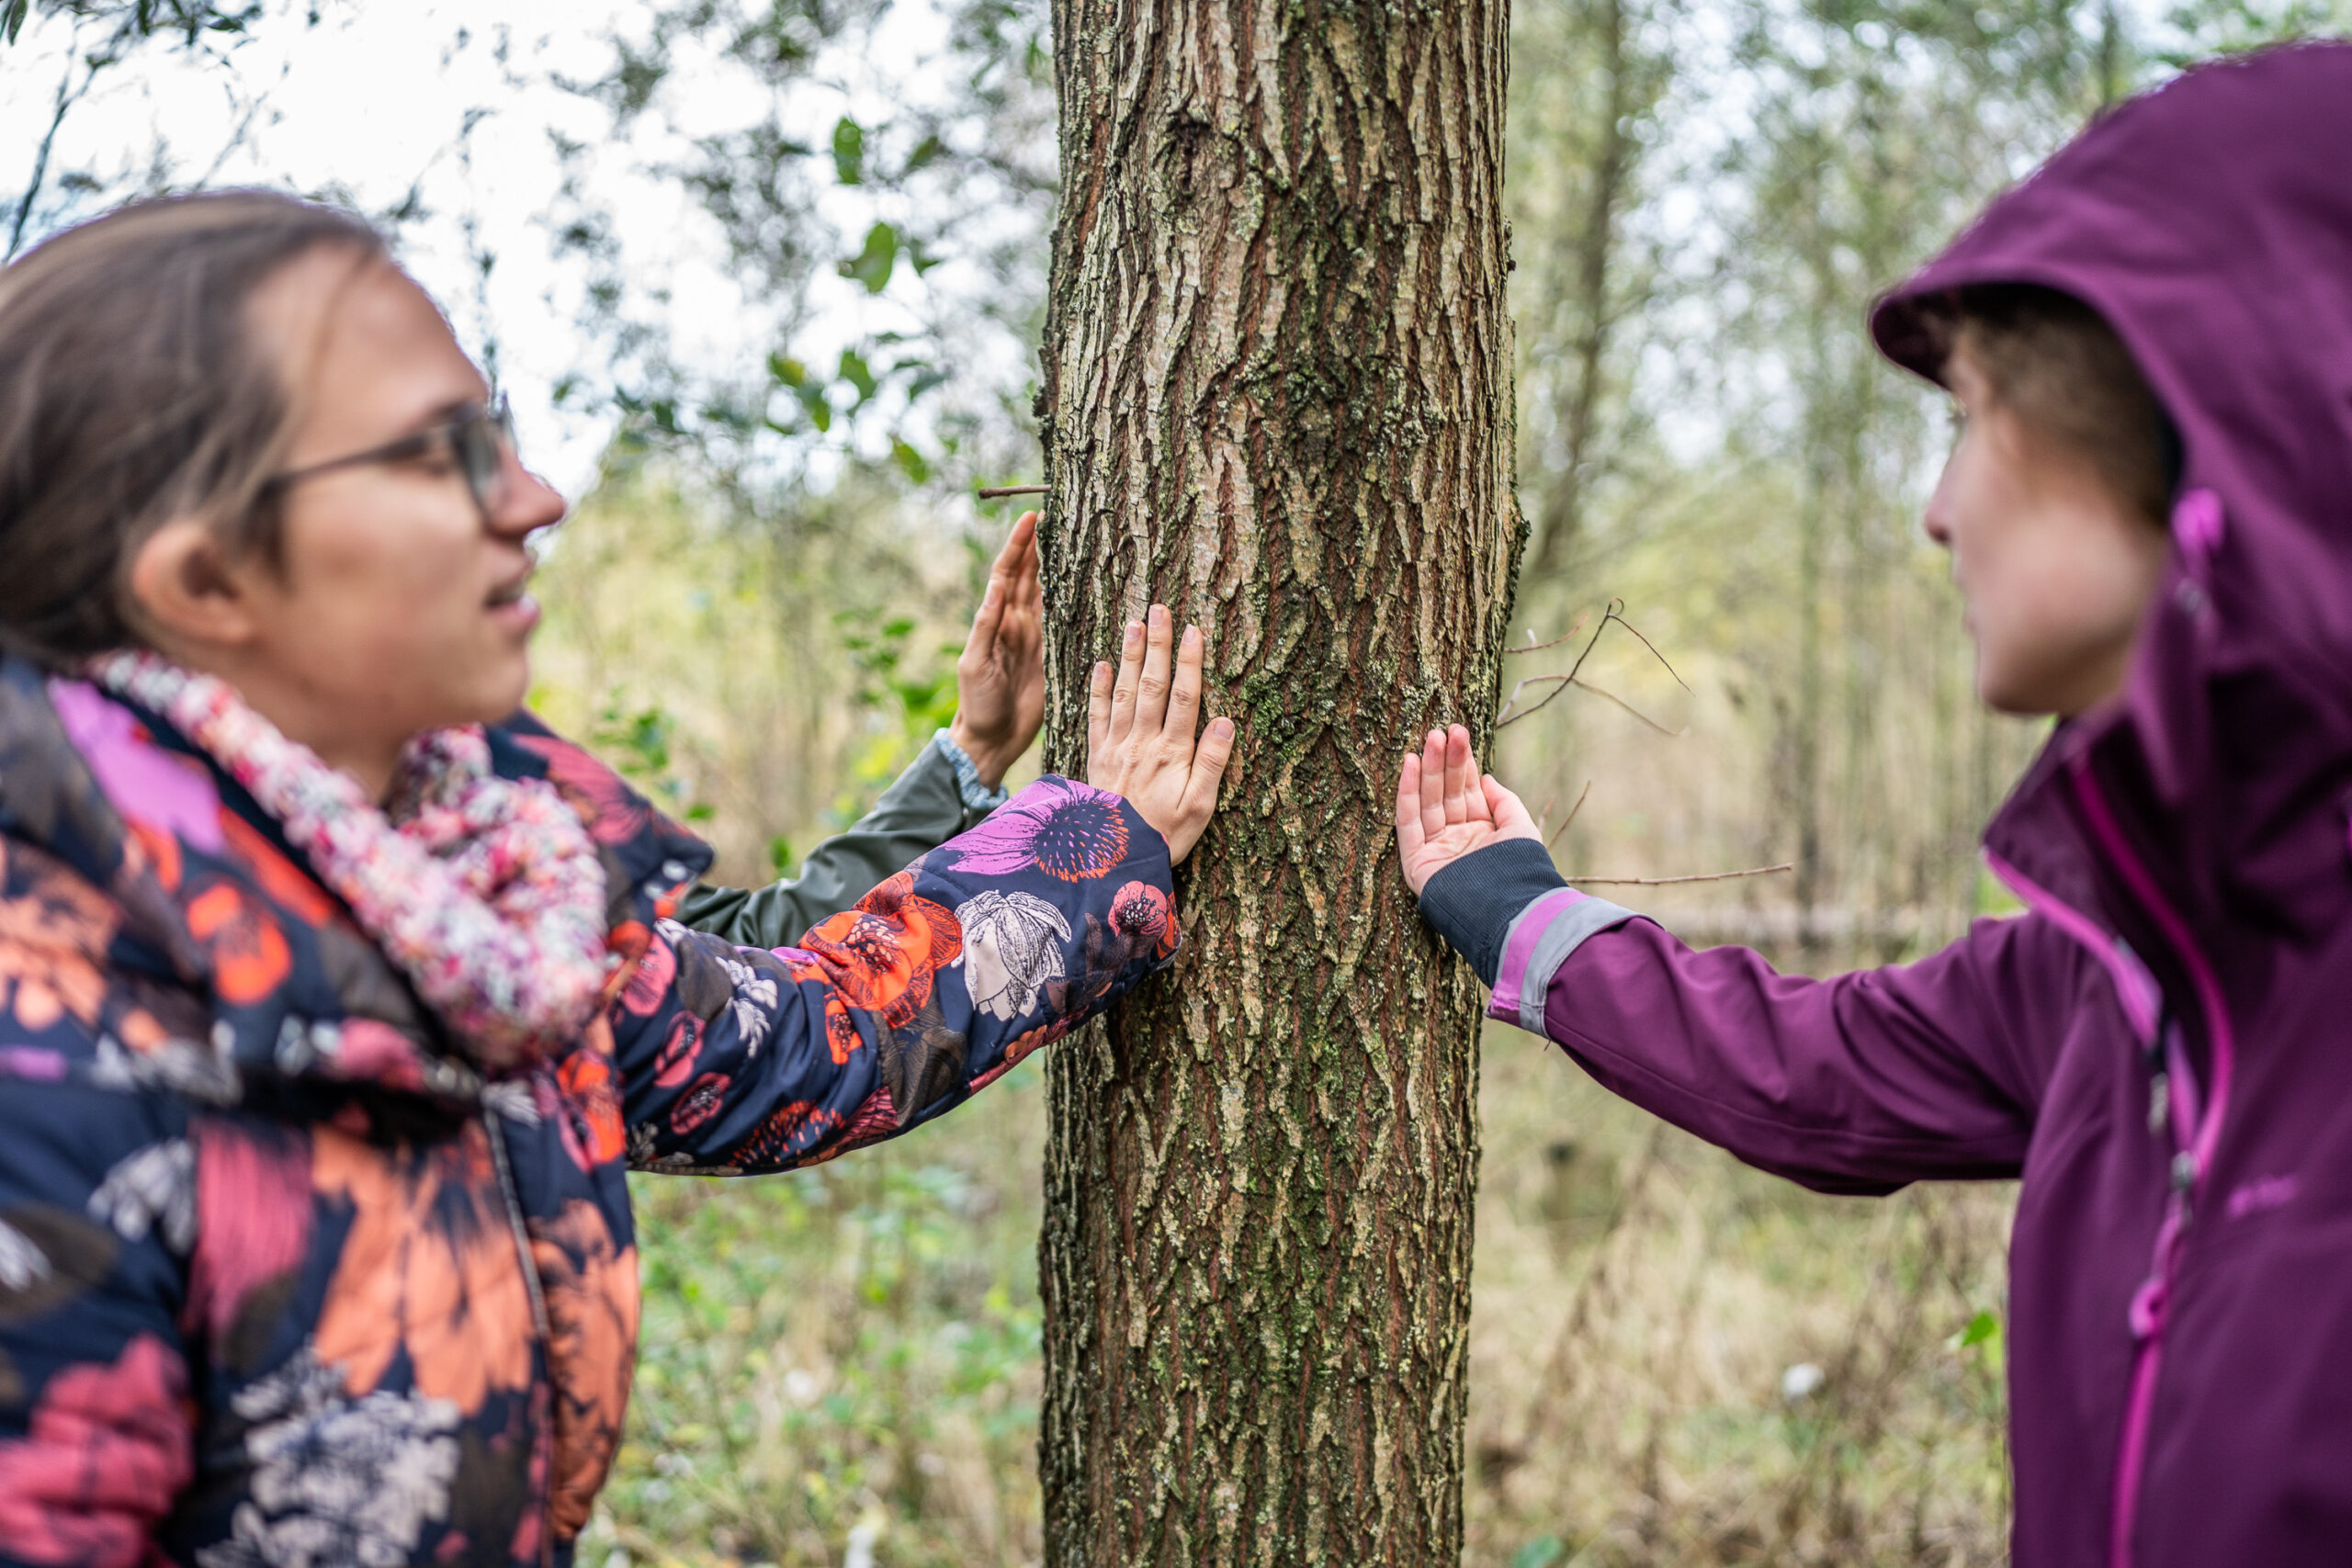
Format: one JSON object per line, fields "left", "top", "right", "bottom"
{"left": 946, "top": 716, "right": 1013, "bottom": 790}
{"left": 949, "top": 511, "right": 1046, "bottom": 793}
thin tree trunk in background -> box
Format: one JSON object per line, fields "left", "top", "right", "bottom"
{"left": 1531, "top": 0, "right": 1632, "bottom": 577}
{"left": 1034, "top": 1, "right": 1521, "bottom": 1561}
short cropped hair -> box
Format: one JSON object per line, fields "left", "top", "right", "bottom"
{"left": 1916, "top": 284, "right": 2178, "bottom": 529}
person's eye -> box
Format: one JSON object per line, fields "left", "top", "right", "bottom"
{"left": 401, "top": 434, "right": 465, "bottom": 474}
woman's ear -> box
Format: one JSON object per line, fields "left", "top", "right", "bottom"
{"left": 127, "top": 518, "right": 264, "bottom": 654}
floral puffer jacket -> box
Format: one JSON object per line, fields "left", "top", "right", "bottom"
{"left": 0, "top": 655, "right": 1182, "bottom": 1567}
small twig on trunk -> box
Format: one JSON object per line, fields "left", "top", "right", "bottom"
{"left": 978, "top": 483, "right": 1048, "bottom": 499}
{"left": 1562, "top": 863, "right": 1793, "bottom": 887}
{"left": 1546, "top": 781, "right": 1592, "bottom": 851}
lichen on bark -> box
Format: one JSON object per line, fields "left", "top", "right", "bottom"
{"left": 1035, "top": 0, "right": 1522, "bottom": 1562}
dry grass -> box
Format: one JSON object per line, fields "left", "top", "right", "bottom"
{"left": 580, "top": 1026, "right": 2013, "bottom": 1568}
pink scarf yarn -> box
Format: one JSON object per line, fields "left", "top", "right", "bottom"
{"left": 89, "top": 650, "right": 614, "bottom": 1071}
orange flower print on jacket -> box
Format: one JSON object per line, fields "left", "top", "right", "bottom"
{"left": 311, "top": 1123, "right": 534, "bottom": 1413}
{"left": 185, "top": 879, "right": 292, "bottom": 1006}
{"left": 556, "top": 1016, "right": 628, "bottom": 1170}
{"left": 795, "top": 870, "right": 962, "bottom": 1064}
{"left": 528, "top": 1199, "right": 639, "bottom": 1541}
{"left": 220, "top": 810, "right": 337, "bottom": 927}
{"left": 1109, "top": 880, "right": 1180, "bottom": 959}
{"left": 612, "top": 921, "right": 671, "bottom": 1017}
{"left": 0, "top": 841, "right": 113, "bottom": 1034}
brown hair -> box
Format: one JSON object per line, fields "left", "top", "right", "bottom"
{"left": 1919, "top": 283, "right": 2179, "bottom": 528}
{"left": 0, "top": 190, "right": 388, "bottom": 671}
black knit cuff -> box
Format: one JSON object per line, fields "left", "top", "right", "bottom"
{"left": 1417, "top": 838, "right": 1569, "bottom": 986}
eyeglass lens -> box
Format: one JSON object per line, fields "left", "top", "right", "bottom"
{"left": 460, "top": 399, "right": 516, "bottom": 513}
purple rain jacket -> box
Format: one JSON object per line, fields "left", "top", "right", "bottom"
{"left": 1419, "top": 43, "right": 2352, "bottom": 1568}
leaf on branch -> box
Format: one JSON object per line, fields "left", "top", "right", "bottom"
{"left": 840, "top": 221, "right": 898, "bottom": 294}
{"left": 837, "top": 347, "right": 876, "bottom": 404}
{"left": 1950, "top": 1309, "right": 2002, "bottom": 1352}
{"left": 904, "top": 132, "right": 947, "bottom": 174}
{"left": 831, "top": 115, "right": 865, "bottom": 186}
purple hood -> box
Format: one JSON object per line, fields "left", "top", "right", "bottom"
{"left": 1872, "top": 41, "right": 2352, "bottom": 945}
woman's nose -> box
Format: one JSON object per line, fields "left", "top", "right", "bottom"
{"left": 492, "top": 455, "right": 567, "bottom": 541}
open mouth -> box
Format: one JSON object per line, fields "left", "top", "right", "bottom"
{"left": 486, "top": 572, "right": 534, "bottom": 609}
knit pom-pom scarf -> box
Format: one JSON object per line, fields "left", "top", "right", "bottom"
{"left": 89, "top": 650, "right": 613, "bottom": 1070}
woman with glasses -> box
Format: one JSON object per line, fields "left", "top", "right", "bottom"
{"left": 0, "top": 190, "right": 1233, "bottom": 1563}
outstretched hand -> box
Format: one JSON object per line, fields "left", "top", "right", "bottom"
{"left": 1086, "top": 604, "right": 1235, "bottom": 865}
{"left": 1395, "top": 724, "right": 1543, "bottom": 896}
{"left": 949, "top": 512, "right": 1046, "bottom": 789}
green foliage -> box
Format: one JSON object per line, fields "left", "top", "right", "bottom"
{"left": 835, "top": 609, "right": 959, "bottom": 797}
{"left": 2161, "top": 0, "right": 2352, "bottom": 60}
{"left": 840, "top": 220, "right": 899, "bottom": 294}
{"left": 589, "top": 1123, "right": 1049, "bottom": 1566}
{"left": 592, "top": 694, "right": 715, "bottom": 824}
{"left": 831, "top": 114, "right": 866, "bottom": 186}
{"left": 5, "top": 0, "right": 267, "bottom": 46}
{"left": 1511, "top": 1536, "right": 1570, "bottom": 1568}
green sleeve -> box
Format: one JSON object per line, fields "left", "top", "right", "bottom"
{"left": 674, "top": 737, "right": 1002, "bottom": 949}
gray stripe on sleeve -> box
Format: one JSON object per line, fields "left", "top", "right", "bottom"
{"left": 1515, "top": 896, "right": 1639, "bottom": 1034}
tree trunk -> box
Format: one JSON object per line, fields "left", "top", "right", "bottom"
{"left": 1531, "top": 0, "right": 1632, "bottom": 579}
{"left": 1032, "top": 1, "right": 1521, "bottom": 1562}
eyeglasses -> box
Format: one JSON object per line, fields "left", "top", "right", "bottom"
{"left": 260, "top": 395, "right": 519, "bottom": 521}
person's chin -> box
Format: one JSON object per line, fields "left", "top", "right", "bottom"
{"left": 460, "top": 653, "right": 534, "bottom": 726}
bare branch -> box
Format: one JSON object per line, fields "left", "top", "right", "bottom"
{"left": 978, "top": 483, "right": 1048, "bottom": 499}
{"left": 1546, "top": 780, "right": 1592, "bottom": 851}
{"left": 1506, "top": 613, "right": 1589, "bottom": 656}
{"left": 1497, "top": 597, "right": 1690, "bottom": 727}
{"left": 8, "top": 22, "right": 95, "bottom": 262}
{"left": 1563, "top": 863, "right": 1794, "bottom": 887}
{"left": 1569, "top": 677, "right": 1683, "bottom": 737}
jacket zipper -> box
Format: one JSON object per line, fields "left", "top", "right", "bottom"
{"left": 484, "top": 1109, "right": 557, "bottom": 1568}
{"left": 2065, "top": 758, "right": 2239, "bottom": 1568}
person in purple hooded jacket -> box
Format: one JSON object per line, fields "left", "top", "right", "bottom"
{"left": 1398, "top": 41, "right": 2352, "bottom": 1568}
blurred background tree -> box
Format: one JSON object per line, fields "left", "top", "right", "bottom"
{"left": 7, "top": 0, "right": 2348, "bottom": 1562}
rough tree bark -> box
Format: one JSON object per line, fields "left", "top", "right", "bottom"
{"left": 1032, "top": 2, "right": 1521, "bottom": 1562}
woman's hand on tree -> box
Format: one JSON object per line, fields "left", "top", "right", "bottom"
{"left": 1395, "top": 724, "right": 1542, "bottom": 896}
{"left": 1087, "top": 604, "right": 1235, "bottom": 864}
{"left": 949, "top": 512, "right": 1047, "bottom": 788}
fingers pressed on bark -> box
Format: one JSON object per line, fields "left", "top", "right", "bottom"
{"left": 1089, "top": 660, "right": 1114, "bottom": 758}
{"left": 1136, "top": 604, "right": 1173, "bottom": 729}
{"left": 1396, "top": 753, "right": 1422, "bottom": 834}
{"left": 1164, "top": 625, "right": 1203, "bottom": 737}
{"left": 1419, "top": 728, "right": 1448, "bottom": 839}
{"left": 1181, "top": 716, "right": 1236, "bottom": 827}
{"left": 1108, "top": 620, "right": 1144, "bottom": 744}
